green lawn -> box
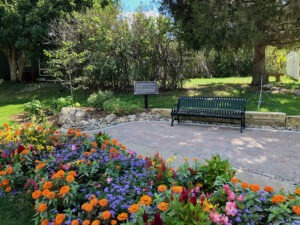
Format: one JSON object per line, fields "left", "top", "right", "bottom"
{"left": 0, "top": 76, "right": 299, "bottom": 125}
{"left": 0, "top": 195, "right": 34, "bottom": 225}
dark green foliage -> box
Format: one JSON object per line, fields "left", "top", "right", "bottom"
{"left": 103, "top": 98, "right": 140, "bottom": 115}
{"left": 51, "top": 96, "right": 74, "bottom": 112}
{"left": 87, "top": 90, "right": 114, "bottom": 110}
{"left": 160, "top": 0, "right": 300, "bottom": 85}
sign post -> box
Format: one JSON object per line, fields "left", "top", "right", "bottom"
{"left": 134, "top": 81, "right": 159, "bottom": 109}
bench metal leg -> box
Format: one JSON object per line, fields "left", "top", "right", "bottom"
{"left": 171, "top": 116, "right": 174, "bottom": 126}
{"left": 240, "top": 119, "right": 243, "bottom": 133}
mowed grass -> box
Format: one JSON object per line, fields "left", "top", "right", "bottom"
{"left": 0, "top": 195, "right": 34, "bottom": 225}
{"left": 0, "top": 76, "right": 300, "bottom": 124}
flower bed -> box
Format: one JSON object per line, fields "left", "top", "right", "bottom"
{"left": 0, "top": 123, "right": 299, "bottom": 225}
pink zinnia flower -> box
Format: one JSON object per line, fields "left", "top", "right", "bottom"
{"left": 226, "top": 201, "right": 237, "bottom": 216}
{"left": 227, "top": 191, "right": 236, "bottom": 201}
{"left": 106, "top": 177, "right": 113, "bottom": 184}
{"left": 237, "top": 194, "right": 244, "bottom": 201}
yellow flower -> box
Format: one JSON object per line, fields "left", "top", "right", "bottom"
{"left": 203, "top": 199, "right": 213, "bottom": 212}
{"left": 157, "top": 202, "right": 168, "bottom": 211}
{"left": 37, "top": 145, "right": 44, "bottom": 151}
{"left": 167, "top": 156, "right": 176, "bottom": 163}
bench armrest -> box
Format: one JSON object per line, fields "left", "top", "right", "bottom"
{"left": 171, "top": 104, "right": 178, "bottom": 112}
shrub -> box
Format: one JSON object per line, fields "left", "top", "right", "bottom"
{"left": 51, "top": 96, "right": 73, "bottom": 112}
{"left": 23, "top": 99, "right": 45, "bottom": 122}
{"left": 103, "top": 98, "right": 139, "bottom": 115}
{"left": 87, "top": 90, "right": 114, "bottom": 110}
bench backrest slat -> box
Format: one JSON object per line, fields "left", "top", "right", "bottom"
{"left": 178, "top": 96, "right": 246, "bottom": 111}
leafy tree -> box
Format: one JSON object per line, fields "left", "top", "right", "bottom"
{"left": 160, "top": 0, "right": 300, "bottom": 85}
{"left": 0, "top": 0, "right": 107, "bottom": 81}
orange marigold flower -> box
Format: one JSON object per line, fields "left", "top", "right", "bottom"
{"left": 112, "top": 139, "right": 118, "bottom": 145}
{"left": 21, "top": 150, "right": 29, "bottom": 155}
{"left": 111, "top": 220, "right": 117, "bottom": 225}
{"left": 15, "top": 129, "right": 20, "bottom": 136}
{"left": 264, "top": 186, "right": 274, "bottom": 193}
{"left": 84, "top": 152, "right": 90, "bottom": 157}
{"left": 83, "top": 220, "right": 91, "bottom": 225}
{"left": 37, "top": 203, "right": 47, "bottom": 212}
{"left": 157, "top": 185, "right": 167, "bottom": 192}
{"left": 139, "top": 195, "right": 152, "bottom": 206}
{"left": 157, "top": 202, "right": 169, "bottom": 211}
{"left": 42, "top": 189, "right": 50, "bottom": 197}
{"left": 6, "top": 167, "right": 13, "bottom": 175}
{"left": 69, "top": 171, "right": 77, "bottom": 177}
{"left": 5, "top": 186, "right": 11, "bottom": 192}
{"left": 271, "top": 194, "right": 286, "bottom": 204}
{"left": 292, "top": 206, "right": 300, "bottom": 215}
{"left": 91, "top": 220, "right": 100, "bottom": 225}
{"left": 101, "top": 210, "right": 111, "bottom": 220}
{"left": 104, "top": 139, "right": 110, "bottom": 145}
{"left": 65, "top": 175, "right": 75, "bottom": 182}
{"left": 91, "top": 148, "right": 96, "bottom": 153}
{"left": 0, "top": 171, "right": 6, "bottom": 176}
{"left": 295, "top": 188, "right": 300, "bottom": 195}
{"left": 90, "top": 198, "right": 99, "bottom": 206}
{"left": 241, "top": 182, "right": 249, "bottom": 189}
{"left": 71, "top": 220, "right": 79, "bottom": 225}
{"left": 99, "top": 198, "right": 108, "bottom": 207}
{"left": 32, "top": 190, "right": 42, "bottom": 199}
{"left": 171, "top": 186, "right": 183, "bottom": 193}
{"left": 231, "top": 177, "right": 239, "bottom": 183}
{"left": 117, "top": 212, "right": 128, "bottom": 221}
{"left": 138, "top": 154, "right": 143, "bottom": 159}
{"left": 43, "top": 181, "right": 52, "bottom": 190}
{"left": 249, "top": 184, "right": 260, "bottom": 192}
{"left": 36, "top": 162, "right": 46, "bottom": 170}
{"left": 56, "top": 170, "right": 65, "bottom": 179}
{"left": 55, "top": 214, "right": 65, "bottom": 225}
{"left": 81, "top": 203, "right": 93, "bottom": 212}
{"left": 46, "top": 191, "right": 55, "bottom": 200}
{"left": 92, "top": 142, "right": 98, "bottom": 147}
{"left": 59, "top": 185, "right": 70, "bottom": 195}
{"left": 128, "top": 204, "right": 139, "bottom": 214}
{"left": 41, "top": 219, "right": 49, "bottom": 225}
{"left": 2, "top": 179, "right": 9, "bottom": 186}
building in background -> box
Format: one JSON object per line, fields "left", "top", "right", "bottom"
{"left": 286, "top": 50, "right": 300, "bottom": 80}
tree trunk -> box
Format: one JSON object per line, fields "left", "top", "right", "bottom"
{"left": 1, "top": 46, "right": 26, "bottom": 82}
{"left": 251, "top": 44, "right": 268, "bottom": 86}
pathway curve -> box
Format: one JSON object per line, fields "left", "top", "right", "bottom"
{"left": 87, "top": 121, "right": 300, "bottom": 192}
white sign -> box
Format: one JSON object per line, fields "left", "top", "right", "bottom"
{"left": 134, "top": 81, "right": 159, "bottom": 95}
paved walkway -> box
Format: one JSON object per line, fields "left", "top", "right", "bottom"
{"left": 87, "top": 121, "right": 300, "bottom": 192}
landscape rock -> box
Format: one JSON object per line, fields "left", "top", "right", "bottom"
{"left": 104, "top": 114, "right": 117, "bottom": 123}
{"left": 294, "top": 89, "right": 300, "bottom": 96}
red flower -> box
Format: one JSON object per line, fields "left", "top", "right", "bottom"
{"left": 151, "top": 212, "right": 163, "bottom": 225}
{"left": 179, "top": 188, "right": 189, "bottom": 202}
{"left": 143, "top": 211, "right": 148, "bottom": 223}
